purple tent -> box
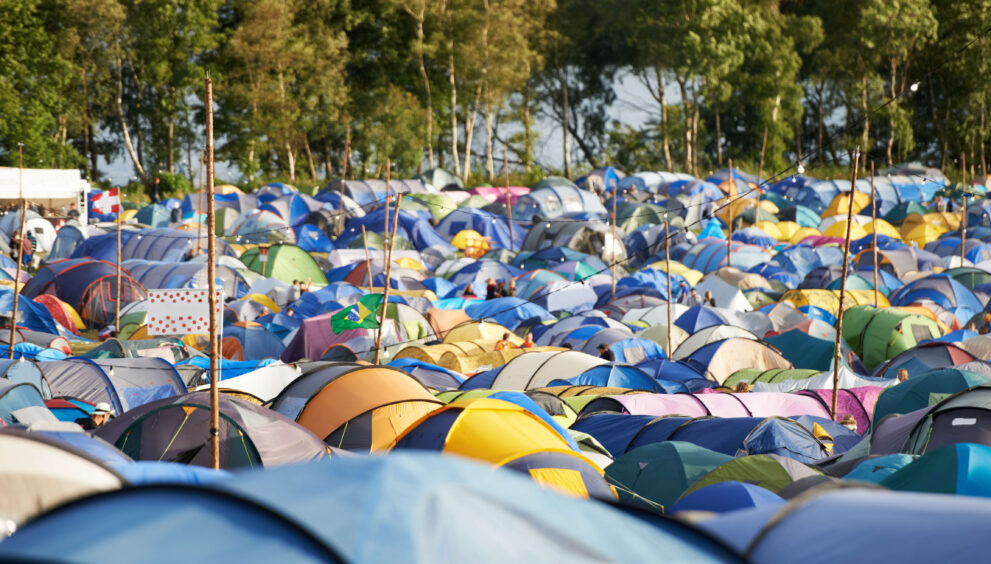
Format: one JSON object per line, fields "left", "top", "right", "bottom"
{"left": 797, "top": 387, "right": 883, "bottom": 434}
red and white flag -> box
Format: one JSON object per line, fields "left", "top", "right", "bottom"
{"left": 91, "top": 188, "right": 121, "bottom": 215}
{"left": 146, "top": 289, "right": 223, "bottom": 336}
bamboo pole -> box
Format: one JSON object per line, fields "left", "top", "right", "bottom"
{"left": 870, "top": 162, "right": 879, "bottom": 308}
{"left": 8, "top": 144, "right": 25, "bottom": 359}
{"left": 726, "top": 159, "right": 735, "bottom": 269}
{"left": 361, "top": 225, "right": 371, "bottom": 292}
{"left": 115, "top": 211, "right": 122, "bottom": 331}
{"left": 196, "top": 151, "right": 204, "bottom": 253}
{"left": 375, "top": 159, "right": 398, "bottom": 364}
{"left": 503, "top": 146, "right": 514, "bottom": 249}
{"left": 610, "top": 185, "right": 618, "bottom": 300}
{"left": 665, "top": 220, "right": 673, "bottom": 356}
{"left": 961, "top": 192, "right": 968, "bottom": 267}
{"left": 832, "top": 150, "right": 859, "bottom": 419}
{"left": 205, "top": 77, "right": 220, "bottom": 469}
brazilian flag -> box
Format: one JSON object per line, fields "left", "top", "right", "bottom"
{"left": 331, "top": 293, "right": 384, "bottom": 334}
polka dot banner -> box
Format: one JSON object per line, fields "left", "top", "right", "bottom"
{"left": 146, "top": 289, "right": 223, "bottom": 336}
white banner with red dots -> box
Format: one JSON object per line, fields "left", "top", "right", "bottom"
{"left": 146, "top": 289, "right": 223, "bottom": 336}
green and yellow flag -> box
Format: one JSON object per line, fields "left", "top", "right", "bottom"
{"left": 331, "top": 293, "right": 384, "bottom": 334}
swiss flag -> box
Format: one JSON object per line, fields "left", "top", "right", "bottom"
{"left": 92, "top": 188, "right": 121, "bottom": 215}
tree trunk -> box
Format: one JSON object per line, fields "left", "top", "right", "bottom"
{"left": 658, "top": 71, "right": 672, "bottom": 171}
{"left": 448, "top": 49, "right": 461, "bottom": 179}
{"left": 115, "top": 59, "right": 148, "bottom": 184}
{"left": 861, "top": 75, "right": 870, "bottom": 167}
{"left": 167, "top": 118, "right": 175, "bottom": 174}
{"left": 323, "top": 145, "right": 333, "bottom": 178}
{"left": 887, "top": 58, "right": 896, "bottom": 167}
{"left": 484, "top": 104, "right": 495, "bottom": 181}
{"left": 559, "top": 63, "right": 572, "bottom": 178}
{"left": 816, "top": 82, "right": 826, "bottom": 166}
{"left": 522, "top": 76, "right": 533, "bottom": 171}
{"left": 982, "top": 101, "right": 988, "bottom": 176}
{"left": 303, "top": 133, "right": 317, "bottom": 180}
{"left": 285, "top": 141, "right": 296, "bottom": 182}
{"left": 715, "top": 103, "right": 723, "bottom": 166}
{"left": 461, "top": 82, "right": 483, "bottom": 183}
{"left": 416, "top": 13, "right": 434, "bottom": 168}
{"left": 677, "top": 77, "right": 692, "bottom": 173}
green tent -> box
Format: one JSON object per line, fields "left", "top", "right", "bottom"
{"left": 605, "top": 442, "right": 731, "bottom": 512}
{"left": 723, "top": 368, "right": 819, "bottom": 388}
{"left": 406, "top": 193, "right": 457, "bottom": 221}
{"left": 880, "top": 443, "right": 991, "bottom": 497}
{"left": 681, "top": 454, "right": 822, "bottom": 498}
{"left": 872, "top": 368, "right": 991, "bottom": 428}
{"left": 458, "top": 195, "right": 491, "bottom": 209}
{"left": 347, "top": 231, "right": 415, "bottom": 252}
{"left": 616, "top": 203, "right": 673, "bottom": 232}
{"left": 884, "top": 201, "right": 929, "bottom": 225}
{"left": 841, "top": 305, "right": 944, "bottom": 371}
{"left": 240, "top": 243, "right": 329, "bottom": 285}
{"left": 216, "top": 207, "right": 241, "bottom": 236}
{"left": 946, "top": 267, "right": 991, "bottom": 291}
{"left": 826, "top": 273, "right": 890, "bottom": 295}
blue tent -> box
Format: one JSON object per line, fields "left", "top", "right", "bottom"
{"left": 111, "top": 461, "right": 231, "bottom": 485}
{"left": 295, "top": 224, "right": 334, "bottom": 253}
{"left": 224, "top": 324, "right": 286, "bottom": 361}
{"left": 449, "top": 259, "right": 524, "bottom": 289}
{"left": 771, "top": 245, "right": 844, "bottom": 278}
{"left": 47, "top": 225, "right": 91, "bottom": 262}
{"left": 464, "top": 297, "right": 554, "bottom": 330}
{"left": 511, "top": 185, "right": 607, "bottom": 222}
{"left": 842, "top": 453, "right": 917, "bottom": 483}
{"left": 607, "top": 338, "right": 667, "bottom": 363}
{"left": 436, "top": 208, "right": 525, "bottom": 250}
{"left": 387, "top": 358, "right": 464, "bottom": 390}
{"left": 636, "top": 359, "right": 715, "bottom": 392}
{"left": 134, "top": 204, "right": 173, "bottom": 228}
{"left": 675, "top": 306, "right": 729, "bottom": 334}
{"left": 552, "top": 364, "right": 666, "bottom": 392}
{"left": 0, "top": 288, "right": 59, "bottom": 334}
{"left": 671, "top": 481, "right": 785, "bottom": 514}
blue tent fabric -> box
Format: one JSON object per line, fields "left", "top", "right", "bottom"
{"left": 636, "top": 359, "right": 715, "bottom": 392}
{"left": 0, "top": 288, "right": 59, "bottom": 334}
{"left": 675, "top": 307, "right": 729, "bottom": 334}
{"left": 608, "top": 338, "right": 667, "bottom": 363}
{"left": 670, "top": 481, "right": 785, "bottom": 514}
{"left": 386, "top": 358, "right": 464, "bottom": 390}
{"left": 111, "top": 461, "right": 232, "bottom": 485}
{"left": 295, "top": 224, "right": 334, "bottom": 253}
{"left": 224, "top": 325, "right": 286, "bottom": 360}
{"left": 179, "top": 357, "right": 278, "bottom": 381}
{"left": 843, "top": 454, "right": 918, "bottom": 483}
{"left": 570, "top": 413, "right": 660, "bottom": 456}
{"left": 464, "top": 297, "right": 554, "bottom": 330}
{"left": 449, "top": 260, "right": 524, "bottom": 289}
{"left": 436, "top": 208, "right": 525, "bottom": 251}
{"left": 555, "top": 365, "right": 665, "bottom": 392}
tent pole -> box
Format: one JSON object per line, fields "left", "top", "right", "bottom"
{"left": 205, "top": 77, "right": 220, "bottom": 470}
{"left": 8, "top": 144, "right": 25, "bottom": 359}
{"left": 610, "top": 182, "right": 617, "bottom": 300}
{"left": 115, "top": 210, "right": 122, "bottom": 331}
{"left": 726, "top": 159, "right": 735, "bottom": 269}
{"left": 336, "top": 120, "right": 350, "bottom": 237}
{"left": 665, "top": 220, "right": 673, "bottom": 357}
{"left": 870, "top": 162, "right": 879, "bottom": 308}
{"left": 375, "top": 159, "right": 398, "bottom": 364}
{"left": 832, "top": 149, "right": 859, "bottom": 420}
{"left": 961, "top": 192, "right": 968, "bottom": 268}
{"left": 503, "top": 146, "right": 513, "bottom": 250}
{"left": 361, "top": 225, "right": 372, "bottom": 293}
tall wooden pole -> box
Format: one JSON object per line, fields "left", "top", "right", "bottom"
{"left": 361, "top": 225, "right": 372, "bottom": 292}
{"left": 503, "top": 146, "right": 514, "bottom": 249}
{"left": 665, "top": 220, "right": 673, "bottom": 356}
{"left": 115, "top": 211, "right": 122, "bottom": 330}
{"left": 610, "top": 185, "right": 618, "bottom": 300}
{"left": 726, "top": 159, "right": 735, "bottom": 269}
{"left": 196, "top": 184, "right": 204, "bottom": 254}
{"left": 375, "top": 159, "right": 398, "bottom": 364}
{"left": 961, "top": 192, "right": 969, "bottom": 267}
{"left": 8, "top": 144, "right": 25, "bottom": 358}
{"left": 832, "top": 150, "right": 859, "bottom": 419}
{"left": 205, "top": 77, "right": 220, "bottom": 470}
{"left": 336, "top": 122, "right": 350, "bottom": 236}
{"left": 870, "top": 162, "right": 879, "bottom": 308}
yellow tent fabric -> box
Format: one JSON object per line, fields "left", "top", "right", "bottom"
{"left": 780, "top": 289, "right": 890, "bottom": 316}
{"left": 395, "top": 256, "right": 426, "bottom": 270}
{"left": 774, "top": 221, "right": 803, "bottom": 240}
{"left": 395, "top": 397, "right": 572, "bottom": 464}
{"left": 864, "top": 218, "right": 902, "bottom": 239}
{"left": 120, "top": 208, "right": 139, "bottom": 223}
{"left": 822, "top": 220, "right": 869, "bottom": 241}
{"left": 444, "top": 321, "right": 520, "bottom": 344}
{"left": 527, "top": 468, "right": 589, "bottom": 498}
{"left": 788, "top": 227, "right": 822, "bottom": 244}
{"left": 216, "top": 184, "right": 244, "bottom": 195}
{"left": 824, "top": 191, "right": 871, "bottom": 217}
{"left": 241, "top": 293, "right": 281, "bottom": 313}
{"left": 644, "top": 261, "right": 703, "bottom": 286}
{"left": 451, "top": 229, "right": 489, "bottom": 251}
{"left": 902, "top": 223, "right": 948, "bottom": 246}
{"left": 716, "top": 199, "right": 778, "bottom": 223}
{"left": 752, "top": 221, "right": 783, "bottom": 239}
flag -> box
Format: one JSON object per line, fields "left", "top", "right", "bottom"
{"left": 92, "top": 188, "right": 121, "bottom": 215}
{"left": 331, "top": 293, "right": 383, "bottom": 334}
{"left": 146, "top": 289, "right": 223, "bottom": 335}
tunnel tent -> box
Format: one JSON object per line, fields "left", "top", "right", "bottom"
{"left": 605, "top": 441, "right": 733, "bottom": 511}
{"left": 124, "top": 261, "right": 247, "bottom": 299}
{"left": 489, "top": 351, "right": 609, "bottom": 390}
{"left": 842, "top": 306, "right": 945, "bottom": 371}
{"left": 0, "top": 379, "right": 47, "bottom": 424}
{"left": 240, "top": 243, "right": 329, "bottom": 286}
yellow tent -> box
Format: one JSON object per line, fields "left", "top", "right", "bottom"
{"left": 216, "top": 184, "right": 244, "bottom": 195}
{"left": 902, "top": 223, "right": 948, "bottom": 246}
{"left": 774, "top": 221, "right": 803, "bottom": 240}
{"left": 395, "top": 256, "right": 426, "bottom": 270}
{"left": 644, "top": 261, "right": 704, "bottom": 286}
{"left": 451, "top": 229, "right": 489, "bottom": 251}
{"left": 444, "top": 320, "right": 520, "bottom": 344}
{"left": 788, "top": 227, "right": 822, "bottom": 244}
{"left": 239, "top": 293, "right": 281, "bottom": 313}
{"left": 824, "top": 191, "right": 871, "bottom": 217}
{"left": 864, "top": 218, "right": 902, "bottom": 239}
{"left": 780, "top": 289, "right": 890, "bottom": 316}
{"left": 120, "top": 208, "right": 139, "bottom": 223}
{"left": 717, "top": 198, "right": 778, "bottom": 223}
{"left": 752, "top": 221, "right": 783, "bottom": 239}
{"left": 822, "top": 220, "right": 869, "bottom": 241}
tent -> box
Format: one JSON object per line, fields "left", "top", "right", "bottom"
{"left": 605, "top": 441, "right": 732, "bottom": 511}
{"left": 270, "top": 364, "right": 442, "bottom": 452}
{"left": 681, "top": 453, "right": 821, "bottom": 497}
{"left": 22, "top": 259, "right": 146, "bottom": 327}
{"left": 512, "top": 185, "right": 607, "bottom": 222}
{"left": 670, "top": 481, "right": 785, "bottom": 514}
{"left": 96, "top": 391, "right": 328, "bottom": 469}
{"left": 240, "top": 244, "right": 328, "bottom": 286}
{"left": 880, "top": 442, "right": 991, "bottom": 497}
{"left": 841, "top": 306, "right": 945, "bottom": 371}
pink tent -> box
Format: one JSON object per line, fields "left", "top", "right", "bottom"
{"left": 598, "top": 392, "right": 833, "bottom": 419}
{"left": 796, "top": 386, "right": 883, "bottom": 434}
{"left": 468, "top": 186, "right": 530, "bottom": 205}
